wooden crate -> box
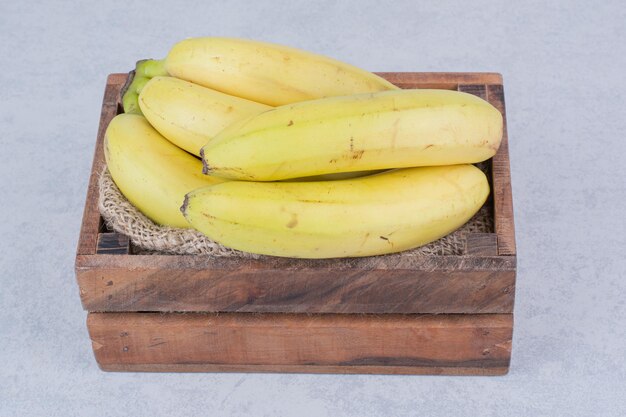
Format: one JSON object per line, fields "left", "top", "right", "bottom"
{"left": 76, "top": 72, "right": 516, "bottom": 375}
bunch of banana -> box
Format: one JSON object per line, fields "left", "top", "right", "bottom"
{"left": 105, "top": 37, "right": 502, "bottom": 258}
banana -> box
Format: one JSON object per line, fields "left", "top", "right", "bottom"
{"left": 201, "top": 89, "right": 503, "bottom": 181}
{"left": 163, "top": 37, "right": 399, "bottom": 106}
{"left": 182, "top": 165, "right": 489, "bottom": 258}
{"left": 138, "top": 76, "right": 272, "bottom": 156}
{"left": 104, "top": 113, "right": 224, "bottom": 228}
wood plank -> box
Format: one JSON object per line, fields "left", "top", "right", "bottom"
{"left": 76, "top": 74, "right": 125, "bottom": 255}
{"left": 96, "top": 233, "right": 130, "bottom": 255}
{"left": 487, "top": 84, "right": 516, "bottom": 255}
{"left": 88, "top": 312, "right": 512, "bottom": 375}
{"left": 77, "top": 254, "right": 515, "bottom": 313}
{"left": 98, "top": 363, "right": 509, "bottom": 376}
{"left": 465, "top": 233, "right": 499, "bottom": 256}
{"left": 458, "top": 84, "right": 487, "bottom": 100}
{"left": 377, "top": 72, "right": 502, "bottom": 89}
{"left": 106, "top": 73, "right": 129, "bottom": 87}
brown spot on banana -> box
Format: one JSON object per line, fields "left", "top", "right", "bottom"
{"left": 201, "top": 212, "right": 216, "bottom": 220}
{"left": 286, "top": 213, "right": 298, "bottom": 228}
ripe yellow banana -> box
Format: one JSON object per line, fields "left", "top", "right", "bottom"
{"left": 138, "top": 76, "right": 272, "bottom": 156}
{"left": 201, "top": 89, "right": 503, "bottom": 181}
{"left": 182, "top": 165, "right": 489, "bottom": 258}
{"left": 104, "top": 113, "right": 224, "bottom": 228}
{"left": 163, "top": 37, "right": 399, "bottom": 106}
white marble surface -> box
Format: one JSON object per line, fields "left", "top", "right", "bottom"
{"left": 1, "top": 0, "right": 625, "bottom": 415}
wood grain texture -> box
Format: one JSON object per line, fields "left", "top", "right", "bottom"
{"left": 465, "top": 233, "right": 499, "bottom": 256}
{"left": 77, "top": 254, "right": 515, "bottom": 313}
{"left": 487, "top": 84, "right": 516, "bottom": 256}
{"left": 377, "top": 72, "right": 502, "bottom": 89}
{"left": 76, "top": 74, "right": 124, "bottom": 255}
{"left": 88, "top": 312, "right": 512, "bottom": 375}
{"left": 458, "top": 84, "right": 487, "bottom": 100}
{"left": 75, "top": 72, "right": 516, "bottom": 315}
{"left": 96, "top": 233, "right": 130, "bottom": 255}
{"left": 98, "top": 363, "right": 509, "bottom": 375}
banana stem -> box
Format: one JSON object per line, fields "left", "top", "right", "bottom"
{"left": 121, "top": 59, "right": 168, "bottom": 114}
{"left": 135, "top": 59, "right": 167, "bottom": 78}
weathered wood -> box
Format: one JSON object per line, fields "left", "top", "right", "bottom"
{"left": 98, "top": 363, "right": 509, "bottom": 375}
{"left": 465, "top": 233, "right": 499, "bottom": 256}
{"left": 77, "top": 251, "right": 516, "bottom": 272}
{"left": 76, "top": 74, "right": 124, "bottom": 255}
{"left": 77, "top": 254, "right": 515, "bottom": 313}
{"left": 458, "top": 84, "right": 487, "bottom": 100}
{"left": 377, "top": 72, "right": 502, "bottom": 89}
{"left": 487, "top": 84, "right": 516, "bottom": 256}
{"left": 96, "top": 233, "right": 130, "bottom": 255}
{"left": 88, "top": 312, "right": 512, "bottom": 375}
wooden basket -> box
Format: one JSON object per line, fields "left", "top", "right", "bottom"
{"left": 76, "top": 72, "right": 516, "bottom": 375}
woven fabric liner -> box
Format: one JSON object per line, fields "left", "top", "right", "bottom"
{"left": 98, "top": 167, "right": 493, "bottom": 257}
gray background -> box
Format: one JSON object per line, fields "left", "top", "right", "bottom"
{"left": 1, "top": 0, "right": 624, "bottom": 415}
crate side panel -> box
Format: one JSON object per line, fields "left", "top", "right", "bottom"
{"left": 97, "top": 363, "right": 509, "bottom": 375}
{"left": 487, "top": 84, "right": 516, "bottom": 256}
{"left": 77, "top": 254, "right": 515, "bottom": 314}
{"left": 377, "top": 72, "right": 502, "bottom": 89}
{"left": 76, "top": 76, "right": 124, "bottom": 255}
{"left": 88, "top": 312, "right": 512, "bottom": 375}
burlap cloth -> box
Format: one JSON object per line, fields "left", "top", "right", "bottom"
{"left": 98, "top": 167, "right": 493, "bottom": 257}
